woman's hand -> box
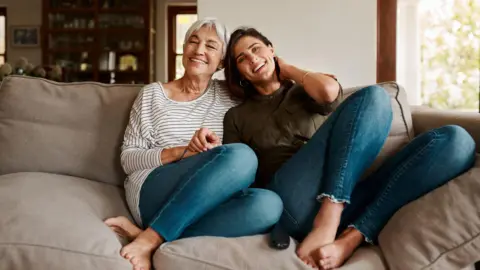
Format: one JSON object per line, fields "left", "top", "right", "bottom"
{"left": 275, "top": 56, "right": 340, "bottom": 104}
{"left": 188, "top": 127, "right": 222, "bottom": 153}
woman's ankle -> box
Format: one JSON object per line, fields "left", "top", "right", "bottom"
{"left": 313, "top": 198, "right": 344, "bottom": 228}
{"left": 339, "top": 227, "right": 365, "bottom": 248}
{"left": 135, "top": 227, "right": 165, "bottom": 249}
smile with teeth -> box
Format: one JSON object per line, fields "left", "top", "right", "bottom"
{"left": 253, "top": 62, "right": 266, "bottom": 73}
{"left": 190, "top": 58, "right": 208, "bottom": 64}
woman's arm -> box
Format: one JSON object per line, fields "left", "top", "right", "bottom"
{"left": 120, "top": 89, "right": 195, "bottom": 174}
{"left": 277, "top": 57, "right": 340, "bottom": 104}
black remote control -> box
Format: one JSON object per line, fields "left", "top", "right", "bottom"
{"left": 269, "top": 223, "right": 290, "bottom": 250}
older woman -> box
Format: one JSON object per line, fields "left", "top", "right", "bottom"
{"left": 222, "top": 27, "right": 475, "bottom": 269}
{"left": 105, "top": 19, "right": 283, "bottom": 270}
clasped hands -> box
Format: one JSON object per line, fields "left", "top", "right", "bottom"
{"left": 183, "top": 127, "right": 221, "bottom": 158}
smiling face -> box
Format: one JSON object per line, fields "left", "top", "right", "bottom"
{"left": 182, "top": 26, "right": 223, "bottom": 78}
{"left": 233, "top": 36, "right": 276, "bottom": 84}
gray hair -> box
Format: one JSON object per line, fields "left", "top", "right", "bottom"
{"left": 183, "top": 17, "right": 230, "bottom": 58}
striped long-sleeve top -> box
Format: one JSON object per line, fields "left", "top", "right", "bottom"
{"left": 121, "top": 80, "right": 240, "bottom": 226}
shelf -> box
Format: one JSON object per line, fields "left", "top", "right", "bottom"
{"left": 98, "top": 8, "right": 143, "bottom": 13}
{"left": 47, "top": 28, "right": 144, "bottom": 33}
{"left": 99, "top": 70, "right": 143, "bottom": 73}
{"left": 48, "top": 28, "right": 96, "bottom": 33}
{"left": 98, "top": 28, "right": 145, "bottom": 32}
{"left": 49, "top": 8, "right": 95, "bottom": 13}
{"left": 101, "top": 49, "right": 144, "bottom": 54}
{"left": 48, "top": 48, "right": 95, "bottom": 53}
{"left": 42, "top": 0, "right": 155, "bottom": 84}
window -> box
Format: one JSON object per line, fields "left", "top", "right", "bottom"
{"left": 396, "top": 0, "right": 479, "bottom": 112}
{"left": 167, "top": 6, "right": 197, "bottom": 81}
{"left": 0, "top": 7, "right": 6, "bottom": 65}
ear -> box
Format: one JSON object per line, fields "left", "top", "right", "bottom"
{"left": 269, "top": 45, "right": 275, "bottom": 55}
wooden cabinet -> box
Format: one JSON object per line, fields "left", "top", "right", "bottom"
{"left": 42, "top": 0, "right": 155, "bottom": 84}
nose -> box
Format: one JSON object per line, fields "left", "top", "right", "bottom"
{"left": 194, "top": 43, "right": 206, "bottom": 55}
{"left": 246, "top": 53, "right": 259, "bottom": 64}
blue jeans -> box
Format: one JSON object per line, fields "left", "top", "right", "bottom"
{"left": 269, "top": 85, "right": 476, "bottom": 243}
{"left": 138, "top": 143, "right": 283, "bottom": 242}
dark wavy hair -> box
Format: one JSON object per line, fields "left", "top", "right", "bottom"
{"left": 224, "top": 27, "right": 273, "bottom": 99}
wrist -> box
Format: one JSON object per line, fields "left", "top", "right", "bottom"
{"left": 174, "top": 146, "right": 184, "bottom": 159}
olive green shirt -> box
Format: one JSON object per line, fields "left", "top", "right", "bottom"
{"left": 223, "top": 81, "right": 343, "bottom": 187}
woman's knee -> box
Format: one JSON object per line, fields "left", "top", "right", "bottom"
{"left": 213, "top": 143, "right": 258, "bottom": 184}
{"left": 247, "top": 189, "right": 283, "bottom": 227}
{"left": 357, "top": 85, "right": 391, "bottom": 105}
{"left": 435, "top": 125, "right": 475, "bottom": 164}
{"left": 353, "top": 85, "right": 393, "bottom": 122}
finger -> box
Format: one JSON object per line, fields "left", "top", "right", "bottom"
{"left": 187, "top": 144, "right": 197, "bottom": 153}
{"left": 198, "top": 129, "right": 210, "bottom": 150}
{"left": 192, "top": 137, "right": 205, "bottom": 152}
{"left": 207, "top": 132, "right": 220, "bottom": 143}
{"left": 188, "top": 135, "right": 202, "bottom": 152}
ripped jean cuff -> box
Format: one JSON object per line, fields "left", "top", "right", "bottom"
{"left": 348, "top": 223, "right": 376, "bottom": 245}
{"left": 316, "top": 193, "right": 351, "bottom": 204}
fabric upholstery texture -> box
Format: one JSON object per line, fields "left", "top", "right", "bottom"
{"left": 153, "top": 234, "right": 388, "bottom": 270}
{"left": 379, "top": 156, "right": 480, "bottom": 270}
{"left": 0, "top": 172, "right": 132, "bottom": 270}
{"left": 0, "top": 76, "right": 141, "bottom": 186}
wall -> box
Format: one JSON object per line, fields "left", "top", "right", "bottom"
{"left": 397, "top": 0, "right": 421, "bottom": 105}
{"left": 198, "top": 0, "right": 377, "bottom": 88}
{"left": 1, "top": 0, "right": 42, "bottom": 65}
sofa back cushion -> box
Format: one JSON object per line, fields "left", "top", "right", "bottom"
{"left": 343, "top": 82, "right": 414, "bottom": 176}
{"left": 0, "top": 77, "right": 413, "bottom": 186}
{"left": 0, "top": 76, "right": 141, "bottom": 186}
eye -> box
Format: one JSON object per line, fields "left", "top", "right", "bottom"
{"left": 207, "top": 45, "right": 218, "bottom": 50}
{"left": 252, "top": 46, "right": 259, "bottom": 53}
{"left": 237, "top": 57, "right": 244, "bottom": 63}
{"left": 189, "top": 39, "right": 199, "bottom": 44}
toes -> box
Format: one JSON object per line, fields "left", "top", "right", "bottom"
{"left": 300, "top": 256, "right": 318, "bottom": 269}
{"left": 104, "top": 217, "right": 120, "bottom": 226}
{"left": 319, "top": 257, "right": 334, "bottom": 270}
{"left": 120, "top": 248, "right": 129, "bottom": 259}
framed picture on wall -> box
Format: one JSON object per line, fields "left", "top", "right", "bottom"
{"left": 10, "top": 26, "right": 40, "bottom": 47}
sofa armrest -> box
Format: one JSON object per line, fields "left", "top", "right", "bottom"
{"left": 411, "top": 106, "right": 480, "bottom": 153}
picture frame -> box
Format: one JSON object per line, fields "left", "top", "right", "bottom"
{"left": 10, "top": 26, "right": 40, "bottom": 48}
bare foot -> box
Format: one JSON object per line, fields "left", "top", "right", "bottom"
{"left": 105, "top": 216, "right": 143, "bottom": 241}
{"left": 315, "top": 227, "right": 364, "bottom": 270}
{"left": 296, "top": 199, "right": 344, "bottom": 266}
{"left": 120, "top": 228, "right": 164, "bottom": 270}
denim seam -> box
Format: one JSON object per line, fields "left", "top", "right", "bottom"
{"left": 355, "top": 130, "right": 440, "bottom": 229}
{"left": 148, "top": 147, "right": 227, "bottom": 240}
{"left": 282, "top": 207, "right": 300, "bottom": 227}
{"left": 329, "top": 91, "right": 365, "bottom": 197}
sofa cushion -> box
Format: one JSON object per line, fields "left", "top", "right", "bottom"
{"left": 154, "top": 234, "right": 387, "bottom": 270}
{"left": 0, "top": 172, "right": 132, "bottom": 270}
{"left": 379, "top": 155, "right": 480, "bottom": 270}
{"left": 344, "top": 82, "right": 414, "bottom": 177}
{"left": 0, "top": 76, "right": 141, "bottom": 186}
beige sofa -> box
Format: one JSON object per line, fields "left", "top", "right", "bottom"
{"left": 0, "top": 76, "right": 478, "bottom": 270}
